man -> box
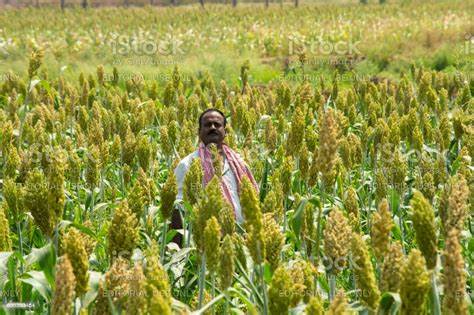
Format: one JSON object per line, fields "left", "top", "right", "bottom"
{"left": 171, "top": 108, "right": 259, "bottom": 246}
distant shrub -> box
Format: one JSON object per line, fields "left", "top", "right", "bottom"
{"left": 432, "top": 51, "right": 454, "bottom": 71}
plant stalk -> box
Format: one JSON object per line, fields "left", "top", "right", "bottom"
{"left": 430, "top": 272, "right": 441, "bottom": 315}
{"left": 16, "top": 221, "right": 24, "bottom": 273}
{"left": 257, "top": 262, "right": 269, "bottom": 315}
{"left": 329, "top": 273, "right": 336, "bottom": 301}
{"left": 199, "top": 254, "right": 206, "bottom": 309}
{"left": 315, "top": 182, "right": 325, "bottom": 263}
{"left": 160, "top": 220, "right": 168, "bottom": 264}
{"left": 211, "top": 274, "right": 216, "bottom": 315}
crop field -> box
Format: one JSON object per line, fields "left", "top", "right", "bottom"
{"left": 0, "top": 0, "right": 472, "bottom": 314}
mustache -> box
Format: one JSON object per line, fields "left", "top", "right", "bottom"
{"left": 208, "top": 130, "right": 219, "bottom": 135}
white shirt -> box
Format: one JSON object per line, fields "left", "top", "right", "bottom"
{"left": 174, "top": 150, "right": 244, "bottom": 223}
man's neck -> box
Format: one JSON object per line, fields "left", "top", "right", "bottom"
{"left": 205, "top": 141, "right": 224, "bottom": 152}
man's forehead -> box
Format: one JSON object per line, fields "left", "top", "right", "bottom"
{"left": 202, "top": 111, "right": 224, "bottom": 122}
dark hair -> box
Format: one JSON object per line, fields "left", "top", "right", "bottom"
{"left": 198, "top": 108, "right": 227, "bottom": 129}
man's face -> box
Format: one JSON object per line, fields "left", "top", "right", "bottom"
{"left": 199, "top": 111, "right": 226, "bottom": 146}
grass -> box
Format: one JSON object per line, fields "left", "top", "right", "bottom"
{"left": 0, "top": 0, "right": 472, "bottom": 85}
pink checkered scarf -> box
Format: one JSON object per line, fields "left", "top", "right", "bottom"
{"left": 198, "top": 142, "right": 259, "bottom": 214}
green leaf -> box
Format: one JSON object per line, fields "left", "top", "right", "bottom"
{"left": 172, "top": 297, "right": 192, "bottom": 314}
{"left": 39, "top": 80, "right": 51, "bottom": 94}
{"left": 318, "top": 274, "right": 329, "bottom": 294}
{"left": 234, "top": 261, "right": 264, "bottom": 306}
{"left": 291, "top": 198, "right": 308, "bottom": 241}
{"left": 148, "top": 205, "right": 160, "bottom": 219}
{"left": 5, "top": 254, "right": 18, "bottom": 299}
{"left": 59, "top": 220, "right": 96, "bottom": 239}
{"left": 377, "top": 292, "right": 401, "bottom": 315}
{"left": 227, "top": 287, "right": 259, "bottom": 315}
{"left": 92, "top": 202, "right": 109, "bottom": 213}
{"left": 25, "top": 243, "right": 56, "bottom": 288}
{"left": 82, "top": 271, "right": 102, "bottom": 309}
{"left": 167, "top": 247, "right": 194, "bottom": 285}
{"left": 263, "top": 263, "right": 272, "bottom": 283}
{"left": 230, "top": 309, "right": 246, "bottom": 315}
{"left": 0, "top": 252, "right": 14, "bottom": 291}
{"left": 308, "top": 196, "right": 321, "bottom": 208}
{"left": 20, "top": 271, "right": 51, "bottom": 302}
{"left": 192, "top": 292, "right": 226, "bottom": 315}
{"left": 468, "top": 237, "right": 474, "bottom": 252}
{"left": 389, "top": 189, "right": 400, "bottom": 215}
{"left": 28, "top": 79, "right": 41, "bottom": 93}
{"left": 25, "top": 243, "right": 54, "bottom": 269}
{"left": 166, "top": 229, "right": 178, "bottom": 243}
